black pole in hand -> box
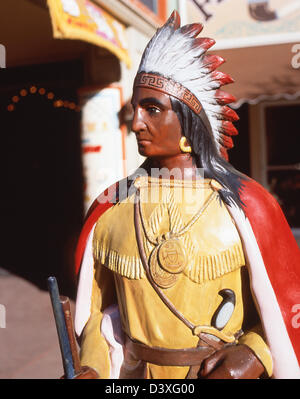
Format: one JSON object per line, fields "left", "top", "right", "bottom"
{"left": 47, "top": 276, "right": 75, "bottom": 379}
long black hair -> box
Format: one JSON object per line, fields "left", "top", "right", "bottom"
{"left": 170, "top": 96, "right": 247, "bottom": 209}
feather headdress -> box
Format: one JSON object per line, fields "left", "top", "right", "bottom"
{"left": 134, "top": 10, "right": 239, "bottom": 160}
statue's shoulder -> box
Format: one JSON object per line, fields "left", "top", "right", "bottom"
{"left": 75, "top": 179, "right": 124, "bottom": 276}
{"left": 239, "top": 176, "right": 281, "bottom": 218}
{"left": 239, "top": 175, "right": 299, "bottom": 264}
{"left": 85, "top": 159, "right": 151, "bottom": 222}
{"left": 84, "top": 181, "right": 120, "bottom": 222}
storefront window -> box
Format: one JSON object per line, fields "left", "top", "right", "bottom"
{"left": 128, "top": 0, "right": 167, "bottom": 23}
{"left": 139, "top": 0, "right": 158, "bottom": 13}
{"left": 265, "top": 104, "right": 300, "bottom": 228}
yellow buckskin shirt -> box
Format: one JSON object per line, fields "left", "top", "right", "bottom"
{"left": 79, "top": 176, "right": 273, "bottom": 378}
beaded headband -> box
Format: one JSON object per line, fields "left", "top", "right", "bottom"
{"left": 134, "top": 72, "right": 202, "bottom": 115}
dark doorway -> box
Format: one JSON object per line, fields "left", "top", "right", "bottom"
{"left": 265, "top": 104, "right": 300, "bottom": 228}
{"left": 229, "top": 103, "right": 251, "bottom": 177}
{"left": 0, "top": 59, "right": 84, "bottom": 298}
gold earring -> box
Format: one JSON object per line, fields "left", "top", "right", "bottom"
{"left": 179, "top": 136, "right": 192, "bottom": 153}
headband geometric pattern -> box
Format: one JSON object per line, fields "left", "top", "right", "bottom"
{"left": 134, "top": 73, "right": 202, "bottom": 115}
{"left": 135, "top": 10, "right": 239, "bottom": 160}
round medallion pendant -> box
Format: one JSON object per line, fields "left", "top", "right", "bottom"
{"left": 149, "top": 247, "right": 178, "bottom": 289}
{"left": 158, "top": 239, "right": 186, "bottom": 274}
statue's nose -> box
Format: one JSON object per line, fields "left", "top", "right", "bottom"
{"left": 132, "top": 108, "right": 146, "bottom": 133}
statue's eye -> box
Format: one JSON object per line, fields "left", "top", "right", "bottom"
{"left": 146, "top": 106, "right": 161, "bottom": 115}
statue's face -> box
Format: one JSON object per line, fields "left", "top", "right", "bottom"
{"left": 131, "top": 87, "right": 182, "bottom": 158}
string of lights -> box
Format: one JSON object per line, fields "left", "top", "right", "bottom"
{"left": 6, "top": 85, "right": 81, "bottom": 112}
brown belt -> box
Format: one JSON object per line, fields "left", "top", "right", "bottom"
{"left": 125, "top": 335, "right": 221, "bottom": 367}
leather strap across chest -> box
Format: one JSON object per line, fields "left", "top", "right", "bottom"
{"left": 134, "top": 189, "right": 197, "bottom": 333}
{"left": 134, "top": 189, "right": 239, "bottom": 345}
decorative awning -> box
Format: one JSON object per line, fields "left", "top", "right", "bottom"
{"left": 187, "top": 0, "right": 300, "bottom": 50}
{"left": 47, "top": 0, "right": 132, "bottom": 68}
{"left": 212, "top": 43, "right": 300, "bottom": 108}
{"left": 187, "top": 0, "right": 300, "bottom": 107}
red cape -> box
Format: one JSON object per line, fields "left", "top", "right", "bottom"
{"left": 240, "top": 178, "right": 300, "bottom": 365}
{"left": 75, "top": 183, "right": 118, "bottom": 276}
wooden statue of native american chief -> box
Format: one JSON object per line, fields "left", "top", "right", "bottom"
{"left": 72, "top": 11, "right": 300, "bottom": 379}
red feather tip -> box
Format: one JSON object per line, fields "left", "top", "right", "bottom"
{"left": 202, "top": 55, "right": 225, "bottom": 72}
{"left": 211, "top": 71, "right": 234, "bottom": 86}
{"left": 180, "top": 23, "right": 204, "bottom": 38}
{"left": 215, "top": 90, "right": 237, "bottom": 105}
{"left": 221, "top": 121, "right": 238, "bottom": 136}
{"left": 167, "top": 10, "right": 181, "bottom": 30}
{"left": 219, "top": 133, "right": 234, "bottom": 149}
{"left": 221, "top": 106, "right": 239, "bottom": 122}
{"left": 220, "top": 147, "right": 229, "bottom": 161}
{"left": 192, "top": 37, "right": 216, "bottom": 51}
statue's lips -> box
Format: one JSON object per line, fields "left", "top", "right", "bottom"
{"left": 137, "top": 139, "right": 151, "bottom": 145}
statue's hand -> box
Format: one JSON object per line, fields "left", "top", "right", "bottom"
{"left": 61, "top": 366, "right": 99, "bottom": 379}
{"left": 74, "top": 366, "right": 99, "bottom": 379}
{"left": 199, "top": 344, "right": 265, "bottom": 379}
